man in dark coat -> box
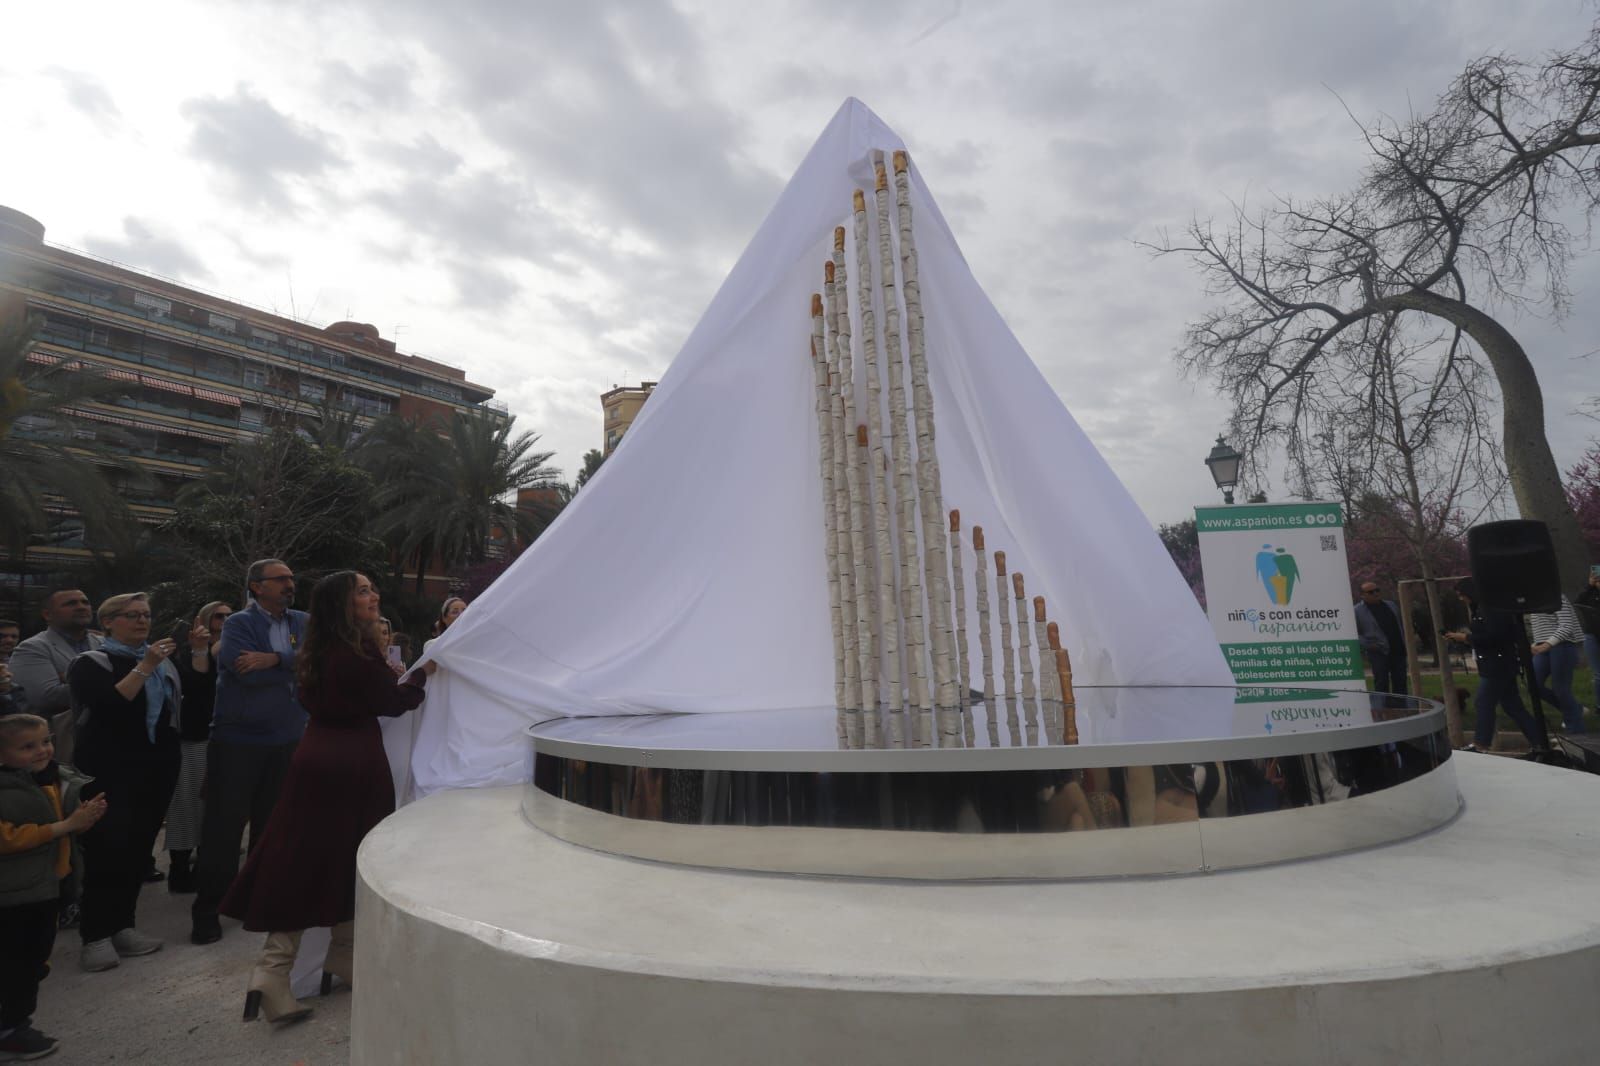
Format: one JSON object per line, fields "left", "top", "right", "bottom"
{"left": 1354, "top": 582, "right": 1408, "bottom": 695}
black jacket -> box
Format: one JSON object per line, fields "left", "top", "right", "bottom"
{"left": 66, "top": 650, "right": 180, "bottom": 777}
{"left": 1575, "top": 585, "right": 1600, "bottom": 638}
{"left": 1466, "top": 606, "right": 1523, "bottom": 680}
{"left": 175, "top": 648, "right": 217, "bottom": 742}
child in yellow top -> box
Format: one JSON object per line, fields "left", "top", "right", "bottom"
{"left": 0, "top": 713, "right": 105, "bottom": 1060}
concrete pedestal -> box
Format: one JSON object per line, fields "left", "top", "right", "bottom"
{"left": 354, "top": 755, "right": 1600, "bottom": 1065}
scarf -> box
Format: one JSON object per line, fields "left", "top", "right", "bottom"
{"left": 101, "top": 636, "right": 175, "bottom": 743}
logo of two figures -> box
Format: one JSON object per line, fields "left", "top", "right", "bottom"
{"left": 1254, "top": 544, "right": 1300, "bottom": 605}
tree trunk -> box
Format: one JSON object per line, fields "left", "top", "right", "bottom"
{"left": 1398, "top": 578, "right": 1424, "bottom": 695}
{"left": 1422, "top": 576, "right": 1464, "bottom": 747}
{"left": 1386, "top": 291, "right": 1588, "bottom": 592}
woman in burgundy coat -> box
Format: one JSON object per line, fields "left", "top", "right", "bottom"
{"left": 221, "top": 570, "right": 434, "bottom": 1024}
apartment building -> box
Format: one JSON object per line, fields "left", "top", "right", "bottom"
{"left": 0, "top": 204, "right": 504, "bottom": 592}
{"left": 601, "top": 380, "right": 655, "bottom": 454}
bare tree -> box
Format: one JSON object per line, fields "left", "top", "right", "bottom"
{"left": 1302, "top": 315, "right": 1504, "bottom": 559}
{"left": 1294, "top": 313, "right": 1504, "bottom": 741}
{"left": 1151, "top": 26, "right": 1600, "bottom": 589}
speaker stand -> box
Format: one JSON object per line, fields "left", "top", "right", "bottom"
{"left": 1514, "top": 614, "right": 1571, "bottom": 767}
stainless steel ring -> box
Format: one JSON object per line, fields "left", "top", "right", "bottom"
{"left": 524, "top": 687, "right": 1460, "bottom": 880}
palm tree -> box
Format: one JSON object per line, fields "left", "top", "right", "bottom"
{"left": 573, "top": 448, "right": 606, "bottom": 492}
{"left": 306, "top": 395, "right": 364, "bottom": 453}
{"left": 0, "top": 312, "right": 143, "bottom": 566}
{"left": 362, "top": 408, "right": 560, "bottom": 592}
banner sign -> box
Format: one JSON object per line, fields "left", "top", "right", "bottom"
{"left": 1194, "top": 502, "right": 1364, "bottom": 688}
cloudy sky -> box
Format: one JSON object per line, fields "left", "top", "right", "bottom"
{"left": 7, "top": 0, "right": 1598, "bottom": 527}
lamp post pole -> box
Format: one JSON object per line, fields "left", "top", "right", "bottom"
{"left": 1204, "top": 437, "right": 1242, "bottom": 505}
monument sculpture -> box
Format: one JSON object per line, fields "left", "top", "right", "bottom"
{"left": 353, "top": 101, "right": 1600, "bottom": 1066}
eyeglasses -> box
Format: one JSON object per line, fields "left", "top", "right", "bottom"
{"left": 258, "top": 575, "right": 296, "bottom": 584}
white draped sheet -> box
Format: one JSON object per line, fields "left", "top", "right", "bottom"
{"left": 407, "top": 98, "right": 1230, "bottom": 795}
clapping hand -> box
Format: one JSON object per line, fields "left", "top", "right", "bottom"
{"left": 64, "top": 794, "right": 108, "bottom": 834}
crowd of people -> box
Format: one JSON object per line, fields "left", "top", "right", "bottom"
{"left": 1353, "top": 571, "right": 1600, "bottom": 754}
{"left": 0, "top": 563, "right": 467, "bottom": 1060}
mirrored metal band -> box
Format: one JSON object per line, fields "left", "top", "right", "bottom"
{"left": 527, "top": 698, "right": 1451, "bottom": 773}
{"left": 525, "top": 729, "right": 1459, "bottom": 880}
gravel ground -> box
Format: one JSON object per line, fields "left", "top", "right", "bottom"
{"left": 28, "top": 853, "right": 351, "bottom": 1065}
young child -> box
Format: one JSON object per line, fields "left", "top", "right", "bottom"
{"left": 0, "top": 713, "right": 105, "bottom": 1061}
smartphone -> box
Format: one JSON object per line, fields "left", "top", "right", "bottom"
{"left": 385, "top": 645, "right": 403, "bottom": 668}
{"left": 1591, "top": 564, "right": 1600, "bottom": 578}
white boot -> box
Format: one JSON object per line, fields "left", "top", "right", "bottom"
{"left": 244, "top": 931, "right": 312, "bottom": 1024}
{"left": 322, "top": 920, "right": 355, "bottom": 994}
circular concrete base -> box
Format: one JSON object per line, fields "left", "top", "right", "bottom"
{"left": 353, "top": 755, "right": 1600, "bottom": 1066}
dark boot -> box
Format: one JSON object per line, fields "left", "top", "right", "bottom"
{"left": 191, "top": 906, "right": 222, "bottom": 945}
{"left": 167, "top": 850, "right": 195, "bottom": 894}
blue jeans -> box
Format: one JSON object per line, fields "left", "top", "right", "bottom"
{"left": 1532, "top": 641, "right": 1585, "bottom": 733}
{"left": 1475, "top": 672, "right": 1539, "bottom": 748}
{"left": 1584, "top": 634, "right": 1600, "bottom": 710}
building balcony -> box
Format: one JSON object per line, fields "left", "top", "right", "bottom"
{"left": 23, "top": 282, "right": 477, "bottom": 402}
{"left": 126, "top": 449, "right": 212, "bottom": 472}
{"left": 101, "top": 394, "right": 242, "bottom": 432}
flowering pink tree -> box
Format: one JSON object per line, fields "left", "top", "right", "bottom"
{"left": 1565, "top": 444, "right": 1600, "bottom": 560}
{"left": 1158, "top": 519, "right": 1206, "bottom": 609}
{"left": 1344, "top": 498, "right": 1470, "bottom": 596}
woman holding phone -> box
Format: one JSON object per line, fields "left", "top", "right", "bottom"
{"left": 67, "top": 593, "right": 182, "bottom": 972}
{"left": 165, "top": 600, "right": 231, "bottom": 893}
{"left": 220, "top": 572, "right": 434, "bottom": 1023}
{"left": 1443, "top": 578, "right": 1542, "bottom": 753}
{"left": 376, "top": 616, "right": 404, "bottom": 672}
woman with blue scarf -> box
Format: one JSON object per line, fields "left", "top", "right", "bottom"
{"left": 66, "top": 592, "right": 181, "bottom": 974}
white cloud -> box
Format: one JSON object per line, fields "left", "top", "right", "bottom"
{"left": 83, "top": 218, "right": 210, "bottom": 282}
{"left": 4, "top": 0, "right": 1596, "bottom": 524}
{"left": 180, "top": 85, "right": 343, "bottom": 211}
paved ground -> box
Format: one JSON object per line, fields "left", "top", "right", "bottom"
{"left": 30, "top": 853, "right": 350, "bottom": 1065}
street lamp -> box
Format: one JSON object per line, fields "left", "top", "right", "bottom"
{"left": 1204, "top": 436, "right": 1242, "bottom": 504}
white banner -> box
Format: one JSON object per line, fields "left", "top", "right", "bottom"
{"left": 1194, "top": 502, "right": 1364, "bottom": 689}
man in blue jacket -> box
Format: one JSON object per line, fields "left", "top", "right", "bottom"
{"left": 190, "top": 559, "right": 307, "bottom": 945}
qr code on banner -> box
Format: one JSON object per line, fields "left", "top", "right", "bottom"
{"left": 1320, "top": 534, "right": 1338, "bottom": 552}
